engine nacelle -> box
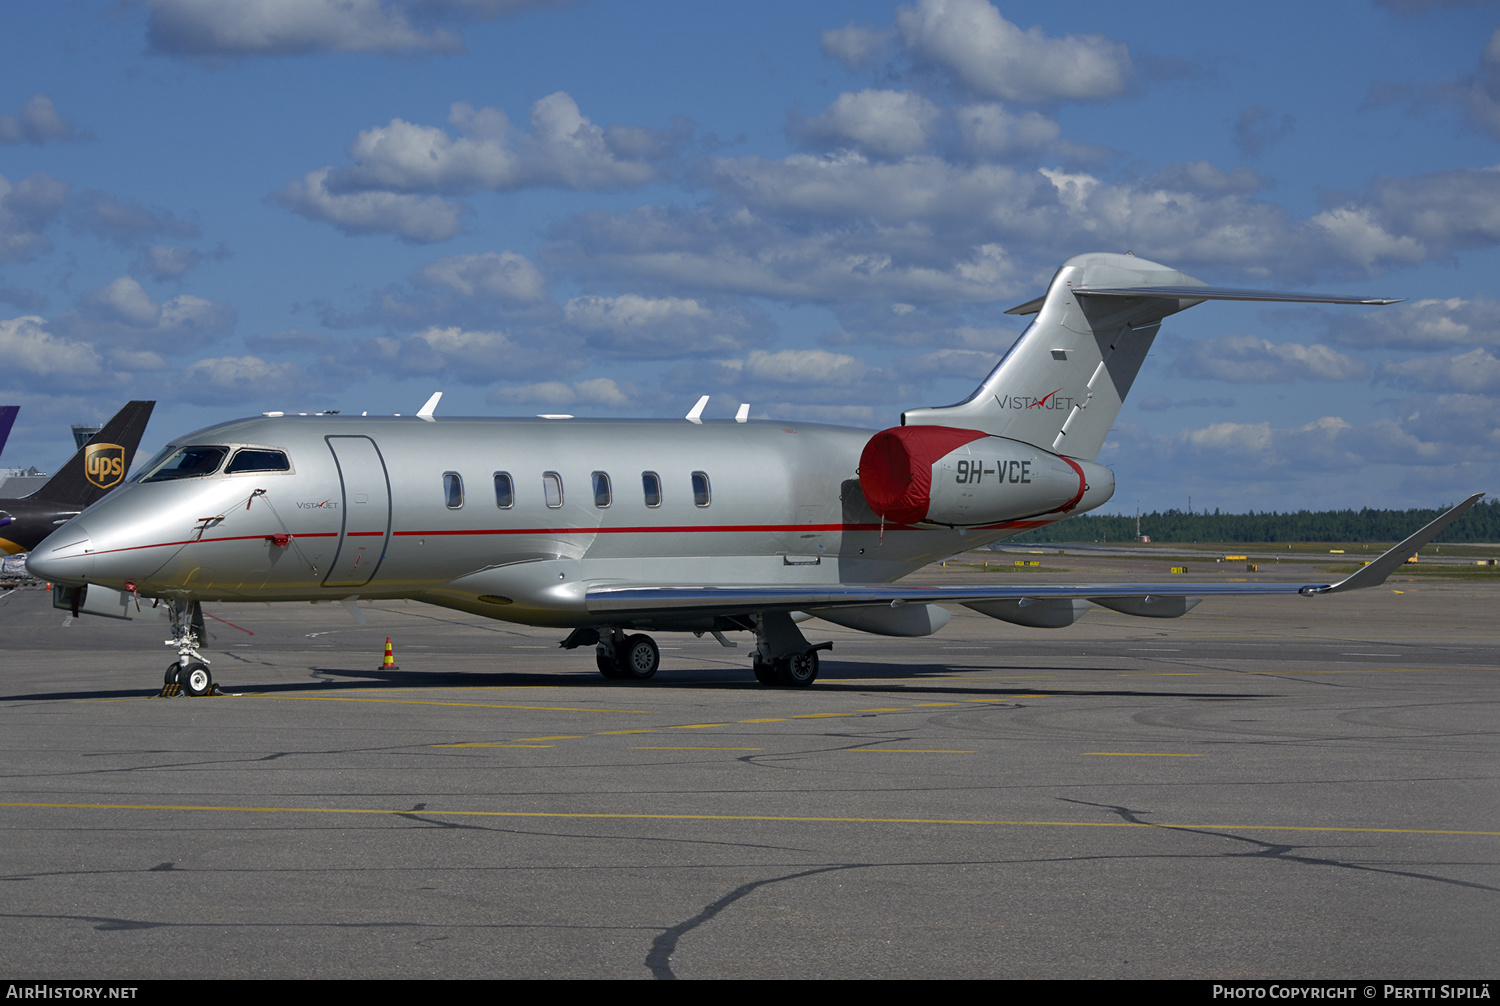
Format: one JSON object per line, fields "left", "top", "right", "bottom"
{"left": 859, "top": 426, "right": 1114, "bottom": 526}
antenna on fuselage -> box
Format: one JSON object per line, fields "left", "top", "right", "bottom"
{"left": 685, "top": 395, "right": 709, "bottom": 424}
{"left": 417, "top": 392, "right": 442, "bottom": 421}
{"left": 735, "top": 403, "right": 749, "bottom": 423}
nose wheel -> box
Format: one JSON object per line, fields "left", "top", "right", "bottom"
{"left": 159, "top": 600, "right": 216, "bottom": 696}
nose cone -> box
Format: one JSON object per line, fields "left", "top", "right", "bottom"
{"left": 26, "top": 523, "right": 95, "bottom": 584}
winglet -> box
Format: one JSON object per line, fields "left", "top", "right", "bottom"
{"left": 1323, "top": 493, "right": 1485, "bottom": 594}
{"left": 417, "top": 392, "right": 442, "bottom": 420}
{"left": 686, "top": 395, "right": 709, "bottom": 424}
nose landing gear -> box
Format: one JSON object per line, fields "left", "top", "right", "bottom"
{"left": 160, "top": 600, "right": 217, "bottom": 697}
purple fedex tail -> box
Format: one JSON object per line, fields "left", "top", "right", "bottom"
{"left": 0, "top": 406, "right": 18, "bottom": 462}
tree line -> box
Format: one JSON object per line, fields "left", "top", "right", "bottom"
{"left": 1005, "top": 498, "right": 1500, "bottom": 544}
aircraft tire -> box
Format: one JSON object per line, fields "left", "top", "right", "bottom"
{"left": 779, "top": 650, "right": 819, "bottom": 688}
{"left": 182, "top": 662, "right": 213, "bottom": 697}
{"left": 617, "top": 634, "right": 659, "bottom": 680}
{"left": 164, "top": 663, "right": 181, "bottom": 687}
{"left": 752, "top": 657, "right": 782, "bottom": 686}
{"left": 596, "top": 647, "right": 626, "bottom": 680}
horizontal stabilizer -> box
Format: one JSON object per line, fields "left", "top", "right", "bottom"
{"left": 1005, "top": 285, "right": 1401, "bottom": 316}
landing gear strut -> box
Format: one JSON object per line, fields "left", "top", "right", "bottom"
{"left": 161, "top": 600, "right": 214, "bottom": 696}
{"left": 751, "top": 611, "right": 831, "bottom": 688}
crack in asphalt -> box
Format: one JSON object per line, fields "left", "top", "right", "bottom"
{"left": 1059, "top": 797, "right": 1500, "bottom": 893}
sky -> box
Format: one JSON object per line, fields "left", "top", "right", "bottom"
{"left": 2, "top": 0, "right": 1498, "bottom": 514}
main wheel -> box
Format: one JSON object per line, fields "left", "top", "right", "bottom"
{"left": 596, "top": 645, "right": 626, "bottom": 680}
{"left": 752, "top": 657, "right": 782, "bottom": 686}
{"left": 778, "top": 650, "right": 819, "bottom": 688}
{"left": 617, "top": 634, "right": 659, "bottom": 680}
{"left": 182, "top": 661, "right": 213, "bottom": 697}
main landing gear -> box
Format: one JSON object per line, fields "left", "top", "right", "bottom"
{"left": 559, "top": 615, "right": 829, "bottom": 687}
{"left": 594, "top": 627, "right": 660, "bottom": 681}
{"left": 161, "top": 599, "right": 216, "bottom": 697}
{"left": 750, "top": 611, "right": 831, "bottom": 688}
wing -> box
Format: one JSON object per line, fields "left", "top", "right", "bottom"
{"left": 587, "top": 494, "right": 1483, "bottom": 621}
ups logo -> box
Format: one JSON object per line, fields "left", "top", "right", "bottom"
{"left": 84, "top": 442, "right": 126, "bottom": 490}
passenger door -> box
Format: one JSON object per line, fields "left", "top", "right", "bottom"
{"left": 323, "top": 435, "right": 392, "bottom": 588}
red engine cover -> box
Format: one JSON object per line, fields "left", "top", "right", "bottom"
{"left": 858, "top": 425, "right": 988, "bottom": 524}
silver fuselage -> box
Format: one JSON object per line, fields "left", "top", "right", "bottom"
{"left": 28, "top": 415, "right": 1111, "bottom": 629}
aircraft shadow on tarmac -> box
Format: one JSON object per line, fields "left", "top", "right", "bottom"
{"left": 2, "top": 659, "right": 1267, "bottom": 702}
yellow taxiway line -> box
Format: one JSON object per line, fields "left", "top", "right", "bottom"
{"left": 2, "top": 801, "right": 1495, "bottom": 837}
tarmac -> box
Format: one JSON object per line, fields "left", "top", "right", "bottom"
{"left": 1, "top": 551, "right": 1496, "bottom": 979}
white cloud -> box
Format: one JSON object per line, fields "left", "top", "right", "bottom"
{"left": 1380, "top": 347, "right": 1500, "bottom": 393}
{"left": 323, "top": 95, "right": 656, "bottom": 197}
{"left": 145, "top": 0, "right": 562, "bottom": 56}
{"left": 73, "top": 190, "right": 199, "bottom": 247}
{"left": 1147, "top": 160, "right": 1262, "bottom": 196}
{"left": 550, "top": 201, "right": 1027, "bottom": 303}
{"left": 1308, "top": 207, "right": 1426, "bottom": 270}
{"left": 130, "top": 243, "right": 231, "bottom": 281}
{"left": 955, "top": 103, "right": 1062, "bottom": 158}
{"left": 1174, "top": 334, "right": 1369, "bottom": 383}
{"left": 51, "top": 277, "right": 236, "bottom": 352}
{"left": 893, "top": 347, "right": 995, "bottom": 379}
{"left": 0, "top": 172, "right": 69, "bottom": 263}
{"left": 895, "top": 0, "right": 1133, "bottom": 103}
{"left": 378, "top": 325, "right": 576, "bottom": 381}
{"left": 564, "top": 294, "right": 764, "bottom": 357}
{"left": 488, "top": 377, "right": 631, "bottom": 409}
{"left": 0, "top": 95, "right": 81, "bottom": 145}
{"left": 522, "top": 92, "right": 658, "bottom": 190}
{"left": 820, "top": 22, "right": 893, "bottom": 69}
{"left": 1233, "top": 106, "right": 1294, "bottom": 158}
{"left": 1322, "top": 296, "right": 1500, "bottom": 349}
{"left": 416, "top": 251, "right": 547, "bottom": 302}
{"left": 0, "top": 316, "right": 105, "bottom": 386}
{"left": 179, "top": 355, "right": 307, "bottom": 403}
{"left": 742, "top": 348, "right": 869, "bottom": 386}
{"left": 799, "top": 90, "right": 939, "bottom": 157}
{"left": 145, "top": 0, "right": 462, "bottom": 56}
{"left": 273, "top": 167, "right": 467, "bottom": 243}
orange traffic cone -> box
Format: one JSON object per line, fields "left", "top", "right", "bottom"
{"left": 380, "top": 636, "right": 399, "bottom": 670}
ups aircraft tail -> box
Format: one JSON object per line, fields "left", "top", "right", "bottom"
{"left": 900, "top": 252, "right": 1400, "bottom": 462}
{"left": 29, "top": 400, "right": 155, "bottom": 507}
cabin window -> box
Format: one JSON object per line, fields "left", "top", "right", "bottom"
{"left": 642, "top": 471, "right": 662, "bottom": 507}
{"left": 438, "top": 470, "right": 462, "bottom": 506}
{"left": 140, "top": 446, "right": 228, "bottom": 483}
{"left": 225, "top": 449, "right": 291, "bottom": 474}
{"left": 592, "top": 471, "right": 611, "bottom": 508}
{"left": 493, "top": 472, "right": 514, "bottom": 509}
{"left": 443, "top": 472, "right": 463, "bottom": 509}
{"left": 543, "top": 471, "right": 563, "bottom": 508}
{"left": 691, "top": 471, "right": 711, "bottom": 508}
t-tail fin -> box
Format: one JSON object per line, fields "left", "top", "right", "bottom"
{"left": 900, "top": 252, "right": 1399, "bottom": 461}
{"left": 30, "top": 401, "right": 155, "bottom": 507}
{"left": 0, "top": 406, "right": 17, "bottom": 461}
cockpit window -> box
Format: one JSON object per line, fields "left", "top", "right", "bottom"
{"left": 225, "top": 449, "right": 291, "bottom": 474}
{"left": 139, "top": 446, "right": 229, "bottom": 483}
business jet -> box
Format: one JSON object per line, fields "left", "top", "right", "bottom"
{"left": 0, "top": 401, "right": 155, "bottom": 556}
{"left": 25, "top": 254, "right": 1479, "bottom": 696}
